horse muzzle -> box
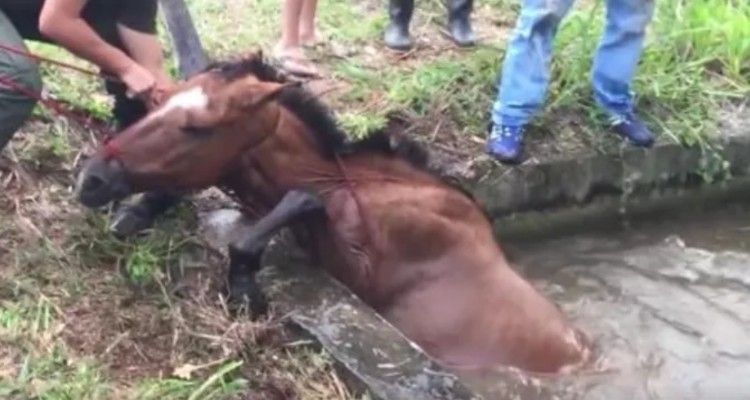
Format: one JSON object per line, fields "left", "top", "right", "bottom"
{"left": 75, "top": 155, "right": 131, "bottom": 208}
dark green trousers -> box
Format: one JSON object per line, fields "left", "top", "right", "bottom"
{"left": 0, "top": 8, "right": 42, "bottom": 151}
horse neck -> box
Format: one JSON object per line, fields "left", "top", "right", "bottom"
{"left": 223, "top": 106, "right": 437, "bottom": 210}
{"left": 255, "top": 127, "right": 436, "bottom": 194}
{"left": 222, "top": 107, "right": 340, "bottom": 206}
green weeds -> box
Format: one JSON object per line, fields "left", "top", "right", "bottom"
{"left": 19, "top": 0, "right": 749, "bottom": 155}
{"left": 0, "top": 296, "right": 111, "bottom": 400}
{"left": 545, "top": 0, "right": 749, "bottom": 149}
{"left": 135, "top": 361, "right": 247, "bottom": 400}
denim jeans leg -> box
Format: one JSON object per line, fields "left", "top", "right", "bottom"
{"left": 591, "top": 0, "right": 655, "bottom": 118}
{"left": 491, "top": 0, "right": 575, "bottom": 128}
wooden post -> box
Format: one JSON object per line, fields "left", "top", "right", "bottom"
{"left": 158, "top": 0, "right": 208, "bottom": 79}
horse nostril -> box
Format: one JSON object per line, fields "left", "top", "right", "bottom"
{"left": 82, "top": 175, "right": 106, "bottom": 193}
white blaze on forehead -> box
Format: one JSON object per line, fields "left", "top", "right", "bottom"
{"left": 152, "top": 86, "right": 209, "bottom": 119}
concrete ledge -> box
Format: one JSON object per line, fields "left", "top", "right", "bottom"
{"left": 455, "top": 119, "right": 750, "bottom": 239}
{"left": 471, "top": 136, "right": 744, "bottom": 214}
{"left": 493, "top": 176, "right": 750, "bottom": 242}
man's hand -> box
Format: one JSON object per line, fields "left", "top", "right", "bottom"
{"left": 118, "top": 62, "right": 156, "bottom": 99}
{"left": 141, "top": 69, "right": 174, "bottom": 109}
{"left": 146, "top": 82, "right": 175, "bottom": 110}
{"left": 117, "top": 24, "right": 175, "bottom": 108}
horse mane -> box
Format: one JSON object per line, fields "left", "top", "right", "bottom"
{"left": 204, "top": 53, "right": 476, "bottom": 202}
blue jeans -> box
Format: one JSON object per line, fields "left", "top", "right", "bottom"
{"left": 491, "top": 0, "right": 655, "bottom": 127}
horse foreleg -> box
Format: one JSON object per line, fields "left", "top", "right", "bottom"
{"left": 227, "top": 245, "right": 268, "bottom": 317}
{"left": 227, "top": 189, "right": 324, "bottom": 316}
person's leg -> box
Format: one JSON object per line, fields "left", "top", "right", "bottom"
{"left": 0, "top": 9, "right": 42, "bottom": 153}
{"left": 384, "top": 0, "right": 414, "bottom": 51}
{"left": 299, "top": 0, "right": 319, "bottom": 46}
{"left": 592, "top": 0, "right": 655, "bottom": 147}
{"left": 274, "top": 0, "right": 319, "bottom": 77}
{"left": 446, "top": 0, "right": 476, "bottom": 47}
{"left": 486, "top": 0, "right": 574, "bottom": 164}
{"left": 279, "top": 0, "right": 303, "bottom": 50}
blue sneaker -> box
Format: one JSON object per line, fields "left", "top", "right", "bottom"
{"left": 609, "top": 112, "right": 654, "bottom": 148}
{"left": 486, "top": 123, "right": 525, "bottom": 164}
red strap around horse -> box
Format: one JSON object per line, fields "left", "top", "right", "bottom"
{"left": 333, "top": 153, "right": 379, "bottom": 278}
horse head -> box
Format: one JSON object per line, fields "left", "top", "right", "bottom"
{"left": 75, "top": 52, "right": 291, "bottom": 208}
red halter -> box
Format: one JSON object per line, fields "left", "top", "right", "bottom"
{"left": 100, "top": 133, "right": 121, "bottom": 160}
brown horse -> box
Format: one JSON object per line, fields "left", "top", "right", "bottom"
{"left": 74, "top": 53, "right": 590, "bottom": 374}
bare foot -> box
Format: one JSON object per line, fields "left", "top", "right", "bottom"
{"left": 273, "top": 44, "right": 321, "bottom": 78}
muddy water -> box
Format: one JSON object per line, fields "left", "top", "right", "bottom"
{"left": 472, "top": 206, "right": 750, "bottom": 400}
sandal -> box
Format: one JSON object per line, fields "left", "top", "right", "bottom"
{"left": 276, "top": 54, "right": 321, "bottom": 78}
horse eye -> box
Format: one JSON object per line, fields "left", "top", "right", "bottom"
{"left": 182, "top": 126, "right": 212, "bottom": 136}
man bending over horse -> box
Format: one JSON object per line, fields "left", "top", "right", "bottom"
{"left": 0, "top": 0, "right": 178, "bottom": 236}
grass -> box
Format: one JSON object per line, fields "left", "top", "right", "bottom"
{"left": 545, "top": 0, "right": 749, "bottom": 150}
{"left": 0, "top": 291, "right": 247, "bottom": 400}
{"left": 135, "top": 361, "right": 248, "bottom": 400}
{"left": 0, "top": 184, "right": 360, "bottom": 399}
{"left": 18, "top": 0, "right": 750, "bottom": 159}
{"left": 292, "top": 0, "right": 749, "bottom": 161}
{"left": 1, "top": 0, "right": 748, "bottom": 398}
{"left": 0, "top": 291, "right": 109, "bottom": 399}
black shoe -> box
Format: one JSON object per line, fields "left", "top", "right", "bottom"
{"left": 447, "top": 0, "right": 476, "bottom": 47}
{"left": 109, "top": 192, "right": 181, "bottom": 238}
{"left": 609, "top": 111, "right": 655, "bottom": 148}
{"left": 384, "top": 0, "right": 414, "bottom": 51}
{"left": 385, "top": 23, "right": 413, "bottom": 51}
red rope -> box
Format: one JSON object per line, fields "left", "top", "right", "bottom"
{"left": 334, "top": 153, "right": 378, "bottom": 279}
{"left": 0, "top": 42, "right": 118, "bottom": 81}
{"left": 0, "top": 43, "right": 117, "bottom": 142}
{"left": 101, "top": 134, "right": 120, "bottom": 160}
{"left": 0, "top": 74, "right": 114, "bottom": 138}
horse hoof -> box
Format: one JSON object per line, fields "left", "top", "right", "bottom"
{"left": 109, "top": 204, "right": 154, "bottom": 238}
{"left": 227, "top": 282, "right": 269, "bottom": 319}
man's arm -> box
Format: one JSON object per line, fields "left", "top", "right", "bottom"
{"left": 117, "top": 26, "right": 171, "bottom": 85}
{"left": 118, "top": 25, "right": 174, "bottom": 107}
{"left": 39, "top": 0, "right": 133, "bottom": 76}
{"left": 38, "top": 0, "right": 155, "bottom": 96}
